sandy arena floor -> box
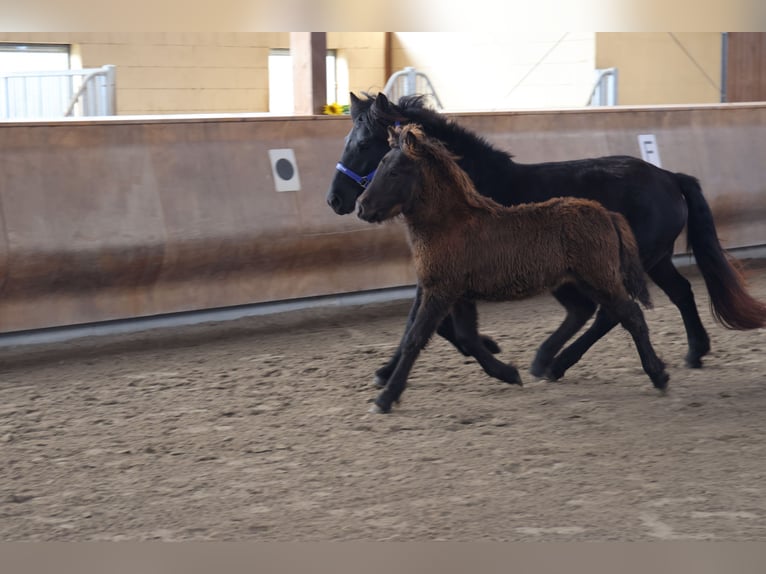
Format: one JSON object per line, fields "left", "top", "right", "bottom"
{"left": 1, "top": 261, "right": 765, "bottom": 541}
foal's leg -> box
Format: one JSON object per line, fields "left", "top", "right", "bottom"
{"left": 436, "top": 301, "right": 501, "bottom": 356}
{"left": 608, "top": 299, "right": 669, "bottom": 390}
{"left": 373, "top": 288, "right": 499, "bottom": 388}
{"left": 452, "top": 299, "right": 522, "bottom": 385}
{"left": 373, "top": 293, "right": 453, "bottom": 413}
{"left": 530, "top": 284, "right": 597, "bottom": 378}
{"left": 647, "top": 255, "right": 710, "bottom": 368}
{"left": 373, "top": 287, "right": 423, "bottom": 388}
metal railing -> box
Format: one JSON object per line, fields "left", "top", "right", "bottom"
{"left": 588, "top": 67, "right": 618, "bottom": 106}
{"left": 1, "top": 65, "right": 116, "bottom": 119}
{"left": 382, "top": 67, "right": 443, "bottom": 109}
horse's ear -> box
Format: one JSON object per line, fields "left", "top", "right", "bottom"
{"left": 374, "top": 92, "right": 390, "bottom": 110}
{"left": 350, "top": 92, "right": 362, "bottom": 119}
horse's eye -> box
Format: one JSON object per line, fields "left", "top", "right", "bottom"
{"left": 358, "top": 139, "right": 370, "bottom": 150}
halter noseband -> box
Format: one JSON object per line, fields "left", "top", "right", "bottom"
{"left": 335, "top": 162, "right": 377, "bottom": 189}
{"left": 335, "top": 121, "right": 402, "bottom": 190}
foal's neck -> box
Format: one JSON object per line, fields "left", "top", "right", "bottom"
{"left": 406, "top": 170, "right": 492, "bottom": 235}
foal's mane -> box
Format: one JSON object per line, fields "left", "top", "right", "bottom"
{"left": 393, "top": 124, "right": 505, "bottom": 216}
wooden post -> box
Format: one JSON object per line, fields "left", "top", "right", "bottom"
{"left": 725, "top": 33, "right": 766, "bottom": 103}
{"left": 290, "top": 32, "right": 327, "bottom": 115}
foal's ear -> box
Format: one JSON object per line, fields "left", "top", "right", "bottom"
{"left": 401, "top": 126, "right": 420, "bottom": 152}
{"left": 386, "top": 126, "right": 399, "bottom": 148}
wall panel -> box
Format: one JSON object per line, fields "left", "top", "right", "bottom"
{"left": 0, "top": 103, "right": 763, "bottom": 332}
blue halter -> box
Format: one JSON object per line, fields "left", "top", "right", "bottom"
{"left": 335, "top": 162, "right": 377, "bottom": 189}
{"left": 335, "top": 121, "right": 402, "bottom": 189}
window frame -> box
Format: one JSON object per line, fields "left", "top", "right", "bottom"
{"left": 268, "top": 48, "right": 339, "bottom": 114}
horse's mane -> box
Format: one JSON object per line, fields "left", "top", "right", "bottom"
{"left": 361, "top": 92, "right": 514, "bottom": 162}
{"left": 392, "top": 124, "right": 505, "bottom": 216}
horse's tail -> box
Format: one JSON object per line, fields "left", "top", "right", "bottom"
{"left": 676, "top": 172, "right": 766, "bottom": 329}
{"left": 610, "top": 212, "right": 652, "bottom": 308}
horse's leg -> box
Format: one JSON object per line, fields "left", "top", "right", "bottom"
{"left": 374, "top": 290, "right": 499, "bottom": 388}
{"left": 373, "top": 293, "right": 453, "bottom": 413}
{"left": 530, "top": 284, "right": 597, "bottom": 378}
{"left": 607, "top": 299, "right": 669, "bottom": 390}
{"left": 646, "top": 255, "right": 710, "bottom": 368}
{"left": 544, "top": 307, "right": 619, "bottom": 381}
{"left": 451, "top": 299, "right": 522, "bottom": 385}
{"left": 546, "top": 300, "right": 669, "bottom": 390}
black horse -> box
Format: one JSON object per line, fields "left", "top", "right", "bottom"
{"left": 327, "top": 92, "right": 766, "bottom": 386}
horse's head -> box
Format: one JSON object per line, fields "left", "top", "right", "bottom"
{"left": 326, "top": 92, "right": 402, "bottom": 215}
{"left": 357, "top": 124, "right": 424, "bottom": 223}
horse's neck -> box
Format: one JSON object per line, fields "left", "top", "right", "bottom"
{"left": 403, "top": 109, "right": 515, "bottom": 183}
{"left": 405, "top": 110, "right": 467, "bottom": 154}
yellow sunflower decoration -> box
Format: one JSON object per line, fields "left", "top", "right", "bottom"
{"left": 323, "top": 102, "right": 350, "bottom": 115}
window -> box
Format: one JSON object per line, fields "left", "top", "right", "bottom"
{"left": 1, "top": 44, "right": 77, "bottom": 119}
{"left": 0, "top": 43, "right": 70, "bottom": 73}
{"left": 268, "top": 49, "right": 339, "bottom": 114}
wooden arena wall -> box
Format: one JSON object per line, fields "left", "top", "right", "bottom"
{"left": 0, "top": 103, "right": 764, "bottom": 332}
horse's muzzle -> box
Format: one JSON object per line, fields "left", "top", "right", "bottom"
{"left": 326, "top": 183, "right": 358, "bottom": 215}
{"left": 327, "top": 192, "right": 351, "bottom": 215}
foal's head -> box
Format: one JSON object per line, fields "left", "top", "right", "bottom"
{"left": 357, "top": 124, "right": 460, "bottom": 223}
{"left": 357, "top": 124, "right": 494, "bottom": 224}
{"left": 356, "top": 124, "right": 425, "bottom": 223}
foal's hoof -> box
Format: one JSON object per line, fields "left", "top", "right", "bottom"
{"left": 370, "top": 396, "right": 394, "bottom": 414}
{"left": 652, "top": 371, "right": 670, "bottom": 392}
{"left": 481, "top": 335, "right": 501, "bottom": 355}
{"left": 684, "top": 355, "right": 703, "bottom": 369}
{"left": 502, "top": 368, "right": 523, "bottom": 386}
{"left": 368, "top": 403, "right": 388, "bottom": 414}
{"left": 373, "top": 374, "right": 388, "bottom": 389}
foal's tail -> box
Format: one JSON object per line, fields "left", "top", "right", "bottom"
{"left": 610, "top": 213, "right": 652, "bottom": 308}
{"left": 676, "top": 173, "right": 766, "bottom": 329}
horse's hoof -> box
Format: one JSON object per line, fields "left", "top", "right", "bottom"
{"left": 373, "top": 374, "right": 388, "bottom": 388}
{"left": 368, "top": 403, "right": 387, "bottom": 414}
{"left": 529, "top": 362, "right": 547, "bottom": 379}
{"left": 543, "top": 366, "right": 564, "bottom": 382}
{"left": 481, "top": 335, "right": 501, "bottom": 355}
{"left": 652, "top": 371, "right": 670, "bottom": 391}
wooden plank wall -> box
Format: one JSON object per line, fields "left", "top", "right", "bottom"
{"left": 726, "top": 33, "right": 766, "bottom": 102}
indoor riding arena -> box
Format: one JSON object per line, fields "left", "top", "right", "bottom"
{"left": 1, "top": 35, "right": 766, "bottom": 541}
